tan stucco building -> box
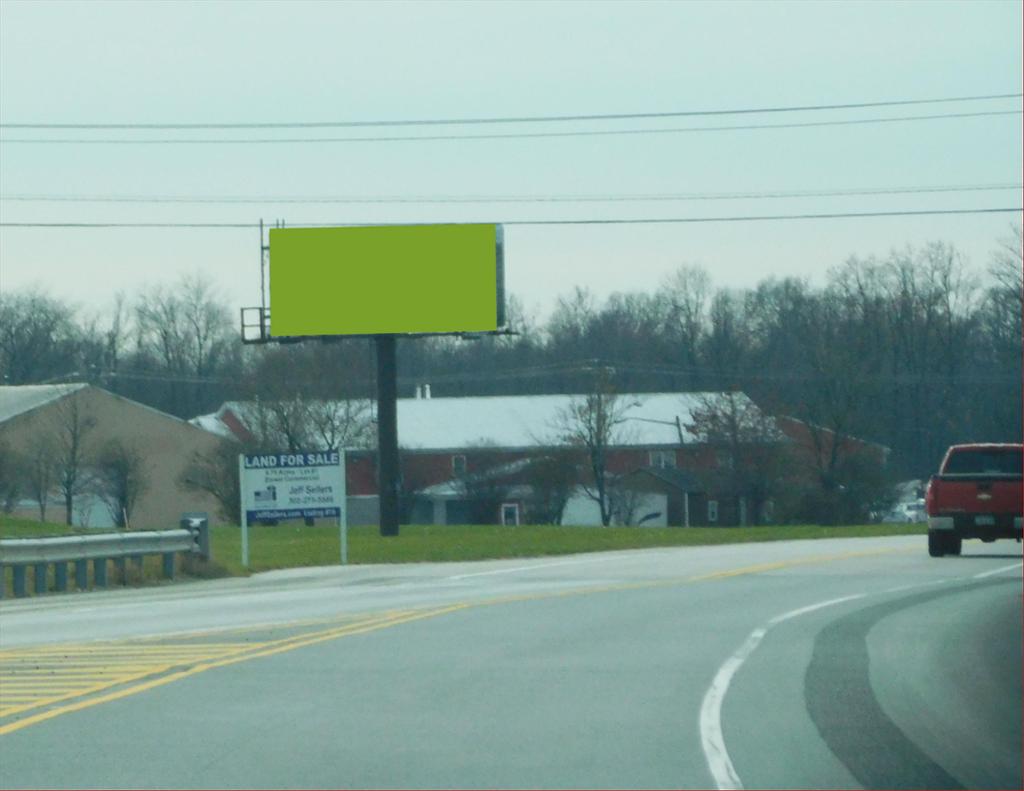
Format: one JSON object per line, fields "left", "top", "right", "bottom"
{"left": 0, "top": 384, "right": 224, "bottom": 529}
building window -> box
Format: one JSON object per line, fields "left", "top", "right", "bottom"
{"left": 708, "top": 500, "right": 719, "bottom": 523}
{"left": 501, "top": 503, "right": 520, "bottom": 526}
{"left": 452, "top": 454, "right": 467, "bottom": 477}
{"left": 649, "top": 450, "right": 677, "bottom": 469}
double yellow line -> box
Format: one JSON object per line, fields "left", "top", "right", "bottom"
{"left": 0, "top": 545, "right": 910, "bottom": 738}
{"left": 0, "top": 604, "right": 466, "bottom": 736}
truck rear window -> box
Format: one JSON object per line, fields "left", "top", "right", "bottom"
{"left": 943, "top": 448, "right": 1023, "bottom": 475}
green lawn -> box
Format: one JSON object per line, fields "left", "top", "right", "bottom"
{"left": 0, "top": 515, "right": 93, "bottom": 538}
{"left": 2, "top": 516, "right": 927, "bottom": 585}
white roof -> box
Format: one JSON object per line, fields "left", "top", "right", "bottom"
{"left": 217, "top": 392, "right": 757, "bottom": 451}
{"left": 0, "top": 384, "right": 87, "bottom": 424}
{"left": 397, "top": 392, "right": 716, "bottom": 449}
{"left": 189, "top": 412, "right": 236, "bottom": 439}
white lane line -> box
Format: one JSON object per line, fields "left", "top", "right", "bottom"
{"left": 698, "top": 594, "right": 865, "bottom": 790}
{"left": 699, "top": 564, "right": 1022, "bottom": 790}
{"left": 880, "top": 578, "right": 951, "bottom": 595}
{"left": 446, "top": 555, "right": 615, "bottom": 580}
{"left": 973, "top": 562, "right": 1023, "bottom": 580}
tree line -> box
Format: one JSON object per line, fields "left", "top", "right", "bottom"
{"left": 2, "top": 228, "right": 1020, "bottom": 486}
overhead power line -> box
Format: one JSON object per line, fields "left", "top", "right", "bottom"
{"left": 70, "top": 362, "right": 1022, "bottom": 388}
{"left": 2, "top": 183, "right": 1019, "bottom": 206}
{"left": 2, "top": 207, "right": 1020, "bottom": 230}
{"left": 2, "top": 110, "right": 1019, "bottom": 144}
{"left": 2, "top": 91, "right": 1019, "bottom": 129}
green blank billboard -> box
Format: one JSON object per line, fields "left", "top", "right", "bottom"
{"left": 269, "top": 224, "right": 504, "bottom": 337}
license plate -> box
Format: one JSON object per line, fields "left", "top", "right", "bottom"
{"left": 976, "top": 515, "right": 995, "bottom": 526}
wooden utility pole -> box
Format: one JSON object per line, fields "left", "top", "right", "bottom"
{"left": 375, "top": 335, "right": 400, "bottom": 536}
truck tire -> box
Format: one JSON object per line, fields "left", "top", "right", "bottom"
{"left": 928, "top": 531, "right": 945, "bottom": 557}
{"left": 947, "top": 535, "right": 962, "bottom": 555}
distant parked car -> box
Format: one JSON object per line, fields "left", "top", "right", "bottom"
{"left": 880, "top": 499, "right": 927, "bottom": 524}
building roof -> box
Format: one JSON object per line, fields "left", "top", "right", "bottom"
{"left": 396, "top": 393, "right": 718, "bottom": 449}
{"left": 189, "top": 412, "right": 237, "bottom": 439}
{"left": 0, "top": 384, "right": 87, "bottom": 425}
{"left": 209, "top": 392, "right": 759, "bottom": 451}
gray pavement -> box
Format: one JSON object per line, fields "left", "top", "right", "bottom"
{"left": 0, "top": 534, "right": 1020, "bottom": 788}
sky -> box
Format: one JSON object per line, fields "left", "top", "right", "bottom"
{"left": 1, "top": 0, "right": 1021, "bottom": 328}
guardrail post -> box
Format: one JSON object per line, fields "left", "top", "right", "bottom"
{"left": 13, "top": 565, "right": 27, "bottom": 598}
{"left": 34, "top": 563, "right": 47, "bottom": 595}
{"left": 114, "top": 557, "right": 127, "bottom": 585}
{"left": 55, "top": 562, "right": 68, "bottom": 592}
{"left": 0, "top": 566, "right": 4, "bottom": 599}
{"left": 181, "top": 515, "right": 210, "bottom": 561}
{"left": 93, "top": 558, "right": 108, "bottom": 588}
{"left": 196, "top": 521, "right": 210, "bottom": 560}
{"left": 75, "top": 559, "right": 88, "bottom": 590}
{"left": 162, "top": 552, "right": 175, "bottom": 579}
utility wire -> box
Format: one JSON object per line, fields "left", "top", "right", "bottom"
{"left": 3, "top": 207, "right": 1019, "bottom": 230}
{"left": 0, "top": 222, "right": 257, "bottom": 228}
{"left": 69, "top": 363, "right": 1022, "bottom": 388}
{"left": 2, "top": 91, "right": 1019, "bottom": 129}
{"left": 3, "top": 183, "right": 1019, "bottom": 206}
{"left": 3, "top": 109, "right": 1019, "bottom": 144}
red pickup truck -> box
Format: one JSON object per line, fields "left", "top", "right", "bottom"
{"left": 925, "top": 443, "right": 1023, "bottom": 556}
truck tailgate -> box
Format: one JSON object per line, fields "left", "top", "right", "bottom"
{"left": 929, "top": 476, "right": 1022, "bottom": 514}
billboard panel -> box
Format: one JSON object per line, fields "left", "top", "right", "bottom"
{"left": 269, "top": 224, "right": 503, "bottom": 337}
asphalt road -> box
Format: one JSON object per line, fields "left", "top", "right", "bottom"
{"left": 1, "top": 534, "right": 1020, "bottom": 789}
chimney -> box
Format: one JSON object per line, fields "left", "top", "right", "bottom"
{"left": 415, "top": 385, "right": 422, "bottom": 399}
{"left": 424, "top": 384, "right": 431, "bottom": 399}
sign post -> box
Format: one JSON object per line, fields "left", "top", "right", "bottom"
{"left": 239, "top": 455, "right": 249, "bottom": 568}
{"left": 238, "top": 450, "right": 347, "bottom": 567}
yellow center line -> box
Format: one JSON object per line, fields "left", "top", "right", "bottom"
{"left": 0, "top": 675, "right": 150, "bottom": 717}
{"left": 687, "top": 548, "right": 913, "bottom": 582}
{"left": 1, "top": 668, "right": 170, "bottom": 677}
{"left": 0, "top": 611, "right": 425, "bottom": 724}
{"left": 0, "top": 547, "right": 911, "bottom": 737}
{"left": 0, "top": 612, "right": 419, "bottom": 725}
{"left": 0, "top": 605, "right": 464, "bottom": 736}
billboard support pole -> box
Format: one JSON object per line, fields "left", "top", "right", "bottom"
{"left": 376, "top": 335, "right": 400, "bottom": 537}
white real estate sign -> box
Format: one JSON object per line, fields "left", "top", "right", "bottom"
{"left": 238, "top": 451, "right": 347, "bottom": 567}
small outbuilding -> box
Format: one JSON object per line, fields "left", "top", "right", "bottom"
{"left": 0, "top": 384, "right": 223, "bottom": 529}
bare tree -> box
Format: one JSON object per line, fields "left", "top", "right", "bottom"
{"left": 984, "top": 224, "right": 1023, "bottom": 362}
{"left": 251, "top": 396, "right": 313, "bottom": 452}
{"left": 178, "top": 438, "right": 245, "bottom": 524}
{"left": 0, "top": 291, "right": 82, "bottom": 385}
{"left": 307, "top": 399, "right": 373, "bottom": 451}
{"left": 522, "top": 452, "right": 578, "bottom": 524}
{"left": 50, "top": 390, "right": 97, "bottom": 525}
{"left": 685, "top": 392, "right": 786, "bottom": 525}
{"left": 0, "top": 440, "right": 22, "bottom": 514}
{"left": 133, "top": 275, "right": 235, "bottom": 416}
{"left": 703, "top": 290, "right": 751, "bottom": 388}
{"left": 554, "top": 375, "right": 637, "bottom": 526}
{"left": 95, "top": 440, "right": 149, "bottom": 528}
{"left": 660, "top": 264, "right": 711, "bottom": 385}
{"left": 20, "top": 437, "right": 58, "bottom": 522}
{"left": 546, "top": 286, "right": 597, "bottom": 356}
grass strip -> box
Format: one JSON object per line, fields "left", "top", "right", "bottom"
{"left": 3, "top": 516, "right": 926, "bottom": 591}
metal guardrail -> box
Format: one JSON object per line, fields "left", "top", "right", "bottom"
{"left": 0, "top": 522, "right": 210, "bottom": 599}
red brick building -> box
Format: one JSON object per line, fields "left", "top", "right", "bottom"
{"left": 193, "top": 393, "right": 888, "bottom": 526}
